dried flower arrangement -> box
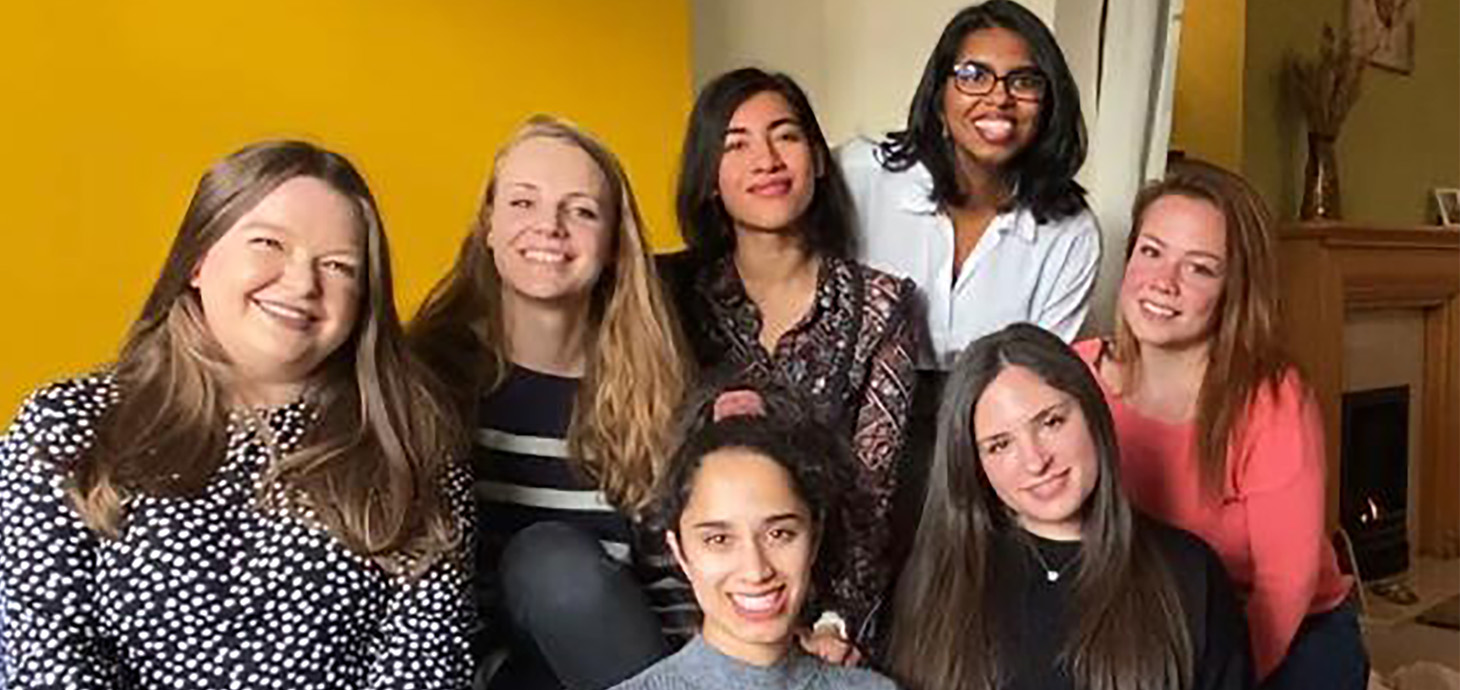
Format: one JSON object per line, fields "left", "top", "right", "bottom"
{"left": 1287, "top": 24, "right": 1371, "bottom": 220}
{"left": 1288, "top": 24, "right": 1369, "bottom": 137}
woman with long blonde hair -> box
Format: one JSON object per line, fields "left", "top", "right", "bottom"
{"left": 1074, "top": 159, "right": 1366, "bottom": 688}
{"left": 411, "top": 115, "right": 691, "bottom": 690}
{"left": 0, "top": 140, "right": 472, "bottom": 688}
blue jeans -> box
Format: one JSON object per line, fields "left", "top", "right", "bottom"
{"left": 1260, "top": 598, "right": 1368, "bottom": 690}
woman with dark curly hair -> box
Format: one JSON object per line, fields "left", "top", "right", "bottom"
{"left": 613, "top": 386, "right": 897, "bottom": 690}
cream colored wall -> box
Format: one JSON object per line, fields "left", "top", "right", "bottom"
{"left": 690, "top": 0, "right": 1057, "bottom": 145}
{"left": 0, "top": 1, "right": 693, "bottom": 417}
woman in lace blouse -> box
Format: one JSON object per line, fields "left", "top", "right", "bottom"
{"left": 0, "top": 141, "right": 473, "bottom": 689}
{"left": 658, "top": 67, "right": 920, "bottom": 656}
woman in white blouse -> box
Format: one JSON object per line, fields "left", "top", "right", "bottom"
{"left": 839, "top": 0, "right": 1099, "bottom": 368}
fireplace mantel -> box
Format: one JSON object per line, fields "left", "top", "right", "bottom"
{"left": 1278, "top": 223, "right": 1460, "bottom": 555}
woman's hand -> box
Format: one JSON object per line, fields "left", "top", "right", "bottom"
{"left": 796, "top": 625, "right": 863, "bottom": 666}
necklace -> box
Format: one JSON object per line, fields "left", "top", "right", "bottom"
{"left": 1029, "top": 542, "right": 1078, "bottom": 583}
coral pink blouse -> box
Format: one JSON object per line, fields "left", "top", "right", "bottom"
{"left": 1074, "top": 339, "right": 1353, "bottom": 678}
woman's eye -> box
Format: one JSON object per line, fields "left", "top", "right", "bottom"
{"left": 570, "top": 206, "right": 600, "bottom": 221}
{"left": 983, "top": 439, "right": 1010, "bottom": 456}
{"left": 507, "top": 198, "right": 533, "bottom": 210}
{"left": 776, "top": 129, "right": 805, "bottom": 143}
{"left": 768, "top": 527, "right": 799, "bottom": 543}
{"left": 1188, "top": 262, "right": 1220, "bottom": 278}
{"left": 249, "top": 237, "right": 285, "bottom": 251}
{"left": 1042, "top": 414, "right": 1066, "bottom": 430}
{"left": 723, "top": 138, "right": 748, "bottom": 153}
{"left": 322, "top": 259, "right": 359, "bottom": 279}
{"left": 704, "top": 533, "right": 730, "bottom": 548}
{"left": 1137, "top": 244, "right": 1160, "bottom": 259}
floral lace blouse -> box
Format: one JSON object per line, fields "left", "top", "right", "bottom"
{"left": 663, "top": 253, "right": 919, "bottom": 639}
{"left": 0, "top": 375, "right": 474, "bottom": 689}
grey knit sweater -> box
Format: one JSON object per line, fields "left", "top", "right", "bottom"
{"left": 611, "top": 636, "right": 899, "bottom": 690}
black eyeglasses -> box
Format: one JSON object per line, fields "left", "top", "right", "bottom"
{"left": 949, "top": 61, "right": 1048, "bottom": 101}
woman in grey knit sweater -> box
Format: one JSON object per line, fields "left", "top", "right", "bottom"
{"left": 613, "top": 389, "right": 899, "bottom": 690}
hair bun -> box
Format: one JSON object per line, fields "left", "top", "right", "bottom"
{"left": 711, "top": 389, "right": 766, "bottom": 421}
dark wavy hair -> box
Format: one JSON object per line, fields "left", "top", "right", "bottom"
{"left": 886, "top": 324, "right": 1191, "bottom": 690}
{"left": 676, "top": 67, "right": 856, "bottom": 260}
{"left": 879, "top": 0, "right": 1087, "bottom": 222}
{"left": 652, "top": 382, "right": 851, "bottom": 597}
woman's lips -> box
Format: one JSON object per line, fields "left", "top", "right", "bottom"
{"left": 728, "top": 586, "right": 788, "bottom": 621}
{"left": 1022, "top": 467, "right": 1071, "bottom": 500}
{"left": 747, "top": 179, "right": 792, "bottom": 197}
{"left": 972, "top": 117, "right": 1015, "bottom": 144}
{"left": 254, "top": 298, "right": 318, "bottom": 330}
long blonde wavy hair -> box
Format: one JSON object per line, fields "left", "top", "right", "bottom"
{"left": 69, "top": 141, "right": 465, "bottom": 576}
{"left": 411, "top": 115, "right": 689, "bottom": 513}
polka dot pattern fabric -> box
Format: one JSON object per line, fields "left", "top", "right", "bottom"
{"left": 0, "top": 375, "right": 474, "bottom": 689}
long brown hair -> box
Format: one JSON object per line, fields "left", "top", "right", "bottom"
{"left": 411, "top": 115, "right": 688, "bottom": 513}
{"left": 1111, "top": 158, "right": 1291, "bottom": 492}
{"left": 70, "top": 141, "right": 464, "bottom": 576}
{"left": 887, "top": 324, "right": 1191, "bottom": 690}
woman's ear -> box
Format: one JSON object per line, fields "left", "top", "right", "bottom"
{"left": 666, "top": 530, "right": 689, "bottom": 573}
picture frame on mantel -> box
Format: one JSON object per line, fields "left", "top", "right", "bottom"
{"left": 1435, "top": 188, "right": 1460, "bottom": 227}
{"left": 1349, "top": 0, "right": 1417, "bottom": 73}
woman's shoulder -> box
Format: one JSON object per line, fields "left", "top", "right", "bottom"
{"left": 1029, "top": 204, "right": 1100, "bottom": 241}
{"left": 835, "top": 137, "right": 886, "bottom": 174}
{"left": 1141, "top": 514, "right": 1221, "bottom": 569}
{"left": 817, "top": 663, "right": 901, "bottom": 690}
{"left": 848, "top": 260, "right": 916, "bottom": 305}
{"left": 1071, "top": 337, "right": 1105, "bottom": 363}
{"left": 3, "top": 373, "right": 116, "bottom": 467}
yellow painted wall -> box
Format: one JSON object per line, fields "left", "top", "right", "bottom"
{"left": 1244, "top": 0, "right": 1460, "bottom": 222}
{"left": 0, "top": 1, "right": 692, "bottom": 416}
{"left": 1169, "top": 0, "right": 1246, "bottom": 171}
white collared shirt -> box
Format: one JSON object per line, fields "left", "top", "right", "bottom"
{"left": 838, "top": 138, "right": 1101, "bottom": 370}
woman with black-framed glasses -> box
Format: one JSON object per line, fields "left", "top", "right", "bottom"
{"left": 837, "top": 1, "right": 1101, "bottom": 597}
{"left": 839, "top": 0, "right": 1099, "bottom": 366}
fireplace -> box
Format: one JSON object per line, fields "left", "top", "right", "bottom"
{"left": 1340, "top": 385, "right": 1410, "bottom": 581}
{"left": 1276, "top": 223, "right": 1459, "bottom": 556}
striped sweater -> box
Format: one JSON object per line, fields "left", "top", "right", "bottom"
{"left": 472, "top": 366, "right": 697, "bottom": 650}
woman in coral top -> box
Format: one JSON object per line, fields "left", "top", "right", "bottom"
{"left": 1074, "top": 159, "right": 1366, "bottom": 689}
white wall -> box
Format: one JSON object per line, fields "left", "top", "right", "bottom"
{"left": 691, "top": 0, "right": 1059, "bottom": 144}
{"left": 690, "top": 0, "right": 1179, "bottom": 338}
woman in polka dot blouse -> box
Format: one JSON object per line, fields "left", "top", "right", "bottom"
{"left": 0, "top": 141, "right": 475, "bottom": 689}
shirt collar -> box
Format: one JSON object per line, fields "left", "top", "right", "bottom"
{"left": 895, "top": 171, "right": 1039, "bottom": 244}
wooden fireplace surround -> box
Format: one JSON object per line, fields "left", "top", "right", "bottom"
{"left": 1277, "top": 223, "right": 1460, "bottom": 555}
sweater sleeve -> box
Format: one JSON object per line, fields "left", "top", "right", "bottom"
{"left": 0, "top": 381, "right": 121, "bottom": 689}
{"left": 1232, "top": 376, "right": 1327, "bottom": 679}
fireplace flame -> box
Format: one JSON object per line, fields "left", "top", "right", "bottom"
{"left": 1359, "top": 497, "right": 1383, "bottom": 525}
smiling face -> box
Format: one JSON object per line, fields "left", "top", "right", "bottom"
{"left": 190, "top": 175, "right": 364, "bottom": 404}
{"left": 941, "top": 27, "right": 1043, "bottom": 174}
{"left": 668, "top": 447, "right": 816, "bottom": 666}
{"left": 487, "top": 136, "right": 615, "bottom": 308}
{"left": 1119, "top": 194, "right": 1229, "bottom": 352}
{"left": 973, "top": 365, "right": 1098, "bottom": 541}
{"left": 717, "top": 90, "right": 819, "bottom": 237}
